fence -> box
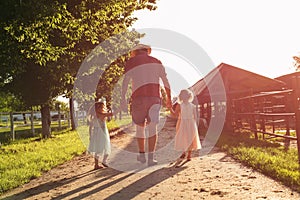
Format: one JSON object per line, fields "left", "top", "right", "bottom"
{"left": 232, "top": 88, "right": 300, "bottom": 163}
{"left": 0, "top": 111, "right": 70, "bottom": 142}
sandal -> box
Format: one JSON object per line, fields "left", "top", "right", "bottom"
{"left": 102, "top": 162, "right": 109, "bottom": 167}
{"left": 179, "top": 153, "right": 186, "bottom": 159}
{"left": 94, "top": 165, "right": 104, "bottom": 170}
{"left": 187, "top": 154, "right": 191, "bottom": 161}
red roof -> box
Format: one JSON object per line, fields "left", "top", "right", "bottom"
{"left": 275, "top": 71, "right": 300, "bottom": 89}
{"left": 190, "top": 63, "right": 286, "bottom": 102}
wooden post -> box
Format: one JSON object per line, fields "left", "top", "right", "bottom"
{"left": 292, "top": 76, "right": 300, "bottom": 164}
{"left": 58, "top": 105, "right": 61, "bottom": 130}
{"left": 31, "top": 111, "right": 35, "bottom": 134}
{"left": 9, "top": 112, "right": 15, "bottom": 141}
{"left": 249, "top": 97, "right": 258, "bottom": 139}
{"left": 284, "top": 116, "right": 290, "bottom": 150}
{"left": 261, "top": 117, "right": 266, "bottom": 140}
{"left": 272, "top": 116, "right": 275, "bottom": 133}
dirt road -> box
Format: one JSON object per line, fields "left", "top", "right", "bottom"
{"left": 1, "top": 118, "right": 299, "bottom": 200}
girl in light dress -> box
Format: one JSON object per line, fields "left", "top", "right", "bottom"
{"left": 170, "top": 89, "right": 201, "bottom": 161}
{"left": 88, "top": 100, "right": 113, "bottom": 169}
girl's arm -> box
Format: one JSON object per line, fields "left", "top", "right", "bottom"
{"left": 89, "top": 121, "right": 93, "bottom": 137}
{"left": 98, "top": 110, "right": 113, "bottom": 121}
{"left": 169, "top": 104, "right": 180, "bottom": 118}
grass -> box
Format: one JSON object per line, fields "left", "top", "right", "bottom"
{"left": 216, "top": 130, "right": 300, "bottom": 192}
{"left": 0, "top": 116, "right": 132, "bottom": 195}
{"left": 0, "top": 129, "right": 86, "bottom": 195}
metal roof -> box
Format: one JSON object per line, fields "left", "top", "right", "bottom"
{"left": 190, "top": 63, "right": 286, "bottom": 102}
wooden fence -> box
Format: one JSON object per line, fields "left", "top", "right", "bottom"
{"left": 232, "top": 88, "right": 300, "bottom": 163}
{"left": 0, "top": 111, "right": 70, "bottom": 141}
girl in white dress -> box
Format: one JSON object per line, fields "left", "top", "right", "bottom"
{"left": 88, "top": 100, "right": 113, "bottom": 169}
{"left": 171, "top": 89, "right": 201, "bottom": 161}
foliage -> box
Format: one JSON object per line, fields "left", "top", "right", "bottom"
{"left": 0, "top": 92, "right": 26, "bottom": 112}
{"left": 293, "top": 55, "right": 300, "bottom": 71}
{"left": 0, "top": 0, "right": 158, "bottom": 137}
{"left": 1, "top": 0, "right": 156, "bottom": 105}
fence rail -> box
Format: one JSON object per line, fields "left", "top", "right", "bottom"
{"left": 0, "top": 111, "right": 70, "bottom": 142}
{"left": 232, "top": 87, "right": 300, "bottom": 162}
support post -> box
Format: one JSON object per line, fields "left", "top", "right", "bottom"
{"left": 31, "top": 111, "right": 35, "bottom": 134}
{"left": 292, "top": 76, "right": 300, "bottom": 164}
{"left": 10, "top": 112, "right": 15, "bottom": 141}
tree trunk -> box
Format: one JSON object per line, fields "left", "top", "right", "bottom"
{"left": 69, "top": 97, "right": 76, "bottom": 130}
{"left": 41, "top": 103, "right": 51, "bottom": 138}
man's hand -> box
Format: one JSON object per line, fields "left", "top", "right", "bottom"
{"left": 165, "top": 96, "right": 172, "bottom": 109}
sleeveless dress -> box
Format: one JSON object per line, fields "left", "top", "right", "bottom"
{"left": 175, "top": 102, "right": 201, "bottom": 151}
{"left": 88, "top": 118, "right": 111, "bottom": 157}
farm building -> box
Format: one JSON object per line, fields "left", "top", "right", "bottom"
{"left": 190, "top": 63, "right": 300, "bottom": 162}
{"left": 189, "top": 63, "right": 287, "bottom": 130}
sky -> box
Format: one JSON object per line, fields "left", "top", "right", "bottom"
{"left": 132, "top": 0, "right": 300, "bottom": 84}
{"left": 59, "top": 0, "right": 300, "bottom": 103}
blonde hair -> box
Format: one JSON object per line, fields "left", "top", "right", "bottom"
{"left": 87, "top": 102, "right": 106, "bottom": 123}
{"left": 178, "top": 89, "right": 194, "bottom": 103}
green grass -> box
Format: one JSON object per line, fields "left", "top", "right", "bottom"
{"left": 216, "top": 131, "right": 300, "bottom": 192}
{"left": 0, "top": 122, "right": 70, "bottom": 144}
{"left": 0, "top": 116, "right": 132, "bottom": 195}
{"left": 107, "top": 115, "right": 132, "bottom": 130}
{"left": 0, "top": 129, "right": 86, "bottom": 195}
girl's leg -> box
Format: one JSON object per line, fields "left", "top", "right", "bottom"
{"left": 94, "top": 157, "right": 102, "bottom": 169}
{"left": 187, "top": 150, "right": 192, "bottom": 161}
{"left": 179, "top": 152, "right": 186, "bottom": 159}
{"left": 102, "top": 154, "right": 109, "bottom": 167}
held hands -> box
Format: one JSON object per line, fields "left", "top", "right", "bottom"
{"left": 165, "top": 96, "right": 172, "bottom": 109}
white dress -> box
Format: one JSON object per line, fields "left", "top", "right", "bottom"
{"left": 88, "top": 118, "right": 111, "bottom": 157}
{"left": 175, "top": 102, "right": 201, "bottom": 151}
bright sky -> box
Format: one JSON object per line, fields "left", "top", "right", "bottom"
{"left": 132, "top": 0, "right": 300, "bottom": 84}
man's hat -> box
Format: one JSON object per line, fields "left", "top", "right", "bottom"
{"left": 131, "top": 44, "right": 151, "bottom": 52}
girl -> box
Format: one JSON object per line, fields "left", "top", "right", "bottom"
{"left": 88, "top": 99, "right": 113, "bottom": 169}
{"left": 170, "top": 89, "right": 201, "bottom": 161}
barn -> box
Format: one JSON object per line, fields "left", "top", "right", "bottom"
{"left": 189, "top": 63, "right": 286, "bottom": 130}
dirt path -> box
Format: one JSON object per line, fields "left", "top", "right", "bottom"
{"left": 1, "top": 118, "right": 300, "bottom": 200}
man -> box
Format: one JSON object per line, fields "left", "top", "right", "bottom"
{"left": 121, "top": 44, "right": 172, "bottom": 166}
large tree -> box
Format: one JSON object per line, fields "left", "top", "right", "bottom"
{"left": 0, "top": 0, "right": 157, "bottom": 138}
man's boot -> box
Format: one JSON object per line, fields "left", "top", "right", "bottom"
{"left": 137, "top": 152, "right": 146, "bottom": 163}
{"left": 148, "top": 152, "right": 158, "bottom": 166}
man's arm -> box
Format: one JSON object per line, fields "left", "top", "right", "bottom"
{"left": 160, "top": 73, "right": 172, "bottom": 109}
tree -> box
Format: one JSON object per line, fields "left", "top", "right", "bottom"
{"left": 293, "top": 55, "right": 300, "bottom": 71}
{"left": 0, "top": 0, "right": 158, "bottom": 138}
{"left": 0, "top": 92, "right": 26, "bottom": 112}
